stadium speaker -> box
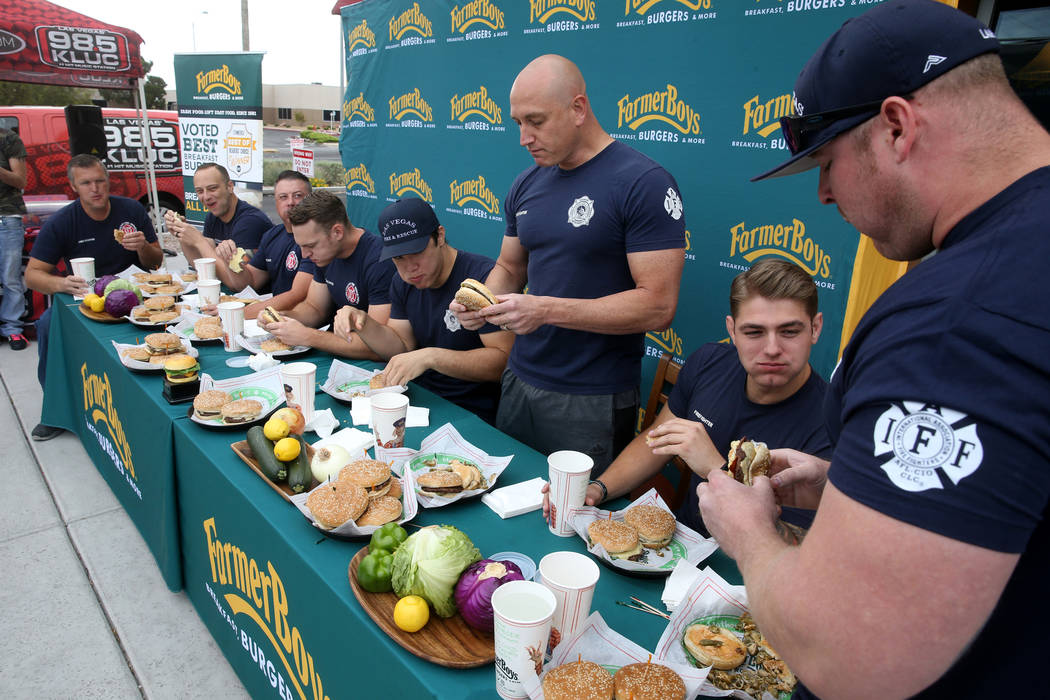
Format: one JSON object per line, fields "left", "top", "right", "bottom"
{"left": 64, "top": 105, "right": 107, "bottom": 159}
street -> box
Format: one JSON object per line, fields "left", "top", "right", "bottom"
{"left": 263, "top": 127, "right": 341, "bottom": 163}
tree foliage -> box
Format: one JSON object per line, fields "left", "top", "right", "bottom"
{"left": 99, "top": 60, "right": 168, "bottom": 109}
{"left": 0, "top": 81, "right": 93, "bottom": 106}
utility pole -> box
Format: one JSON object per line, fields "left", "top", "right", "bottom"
{"left": 241, "top": 0, "right": 250, "bottom": 51}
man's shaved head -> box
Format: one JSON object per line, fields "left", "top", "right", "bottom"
{"left": 512, "top": 54, "right": 586, "bottom": 105}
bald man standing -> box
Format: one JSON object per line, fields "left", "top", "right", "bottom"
{"left": 452, "top": 54, "right": 686, "bottom": 475}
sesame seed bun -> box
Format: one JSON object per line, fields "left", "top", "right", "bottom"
{"left": 121, "top": 346, "right": 151, "bottom": 362}
{"left": 220, "top": 399, "right": 263, "bottom": 424}
{"left": 623, "top": 505, "right": 676, "bottom": 549}
{"left": 612, "top": 663, "right": 685, "bottom": 700}
{"left": 542, "top": 661, "right": 613, "bottom": 700}
{"left": 306, "top": 481, "right": 368, "bottom": 529}
{"left": 587, "top": 519, "right": 642, "bottom": 560}
{"left": 338, "top": 459, "right": 393, "bottom": 497}
{"left": 144, "top": 295, "right": 175, "bottom": 311}
{"left": 260, "top": 338, "right": 291, "bottom": 353}
{"left": 416, "top": 469, "right": 463, "bottom": 496}
{"left": 193, "top": 390, "right": 230, "bottom": 419}
{"left": 453, "top": 278, "right": 498, "bottom": 311}
{"left": 194, "top": 318, "right": 224, "bottom": 339}
{"left": 163, "top": 355, "right": 199, "bottom": 383}
{"left": 356, "top": 495, "right": 403, "bottom": 527}
{"left": 145, "top": 332, "right": 182, "bottom": 355}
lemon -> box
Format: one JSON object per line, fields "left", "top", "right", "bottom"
{"left": 273, "top": 437, "right": 301, "bottom": 462}
{"left": 85, "top": 294, "right": 105, "bottom": 313}
{"left": 263, "top": 417, "right": 289, "bottom": 441}
{"left": 393, "top": 595, "right": 429, "bottom": 633}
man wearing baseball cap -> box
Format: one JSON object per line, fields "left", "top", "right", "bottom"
{"left": 698, "top": 2, "right": 1050, "bottom": 697}
{"left": 334, "top": 198, "right": 513, "bottom": 423}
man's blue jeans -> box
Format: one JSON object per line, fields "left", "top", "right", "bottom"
{"left": 0, "top": 215, "right": 25, "bottom": 337}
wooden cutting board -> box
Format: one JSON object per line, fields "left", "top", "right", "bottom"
{"left": 347, "top": 546, "right": 495, "bottom": 668}
{"left": 78, "top": 302, "right": 123, "bottom": 323}
{"left": 231, "top": 439, "right": 317, "bottom": 502}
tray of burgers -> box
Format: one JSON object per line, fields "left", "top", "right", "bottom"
{"left": 112, "top": 334, "right": 198, "bottom": 371}
{"left": 128, "top": 296, "right": 191, "bottom": 327}
{"left": 188, "top": 366, "right": 285, "bottom": 428}
{"left": 569, "top": 490, "right": 718, "bottom": 577}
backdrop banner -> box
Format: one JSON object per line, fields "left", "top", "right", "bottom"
{"left": 338, "top": 0, "right": 885, "bottom": 393}
{"left": 174, "top": 52, "right": 265, "bottom": 223}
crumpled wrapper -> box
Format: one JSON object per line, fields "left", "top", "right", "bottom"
{"left": 518, "top": 611, "right": 710, "bottom": 699}
{"left": 570, "top": 489, "right": 718, "bottom": 575}
{"left": 320, "top": 359, "right": 407, "bottom": 401}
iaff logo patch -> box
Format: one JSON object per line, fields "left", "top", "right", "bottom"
{"left": 285, "top": 250, "right": 298, "bottom": 271}
{"left": 873, "top": 402, "right": 983, "bottom": 492}
{"left": 345, "top": 282, "right": 360, "bottom": 305}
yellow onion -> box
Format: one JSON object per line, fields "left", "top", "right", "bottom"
{"left": 310, "top": 444, "right": 351, "bottom": 482}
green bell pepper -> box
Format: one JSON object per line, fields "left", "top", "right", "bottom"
{"left": 369, "top": 522, "right": 408, "bottom": 555}
{"left": 357, "top": 550, "right": 394, "bottom": 593}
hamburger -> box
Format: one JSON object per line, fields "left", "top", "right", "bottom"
{"left": 193, "top": 390, "right": 231, "bottom": 420}
{"left": 416, "top": 469, "right": 463, "bottom": 497}
{"left": 682, "top": 622, "right": 748, "bottom": 670}
{"left": 258, "top": 306, "right": 283, "bottom": 325}
{"left": 145, "top": 332, "right": 183, "bottom": 356}
{"left": 131, "top": 306, "right": 152, "bottom": 321}
{"left": 612, "top": 663, "right": 685, "bottom": 700}
{"left": 587, "top": 519, "right": 643, "bottom": 561}
{"left": 150, "top": 351, "right": 189, "bottom": 365}
{"left": 229, "top": 247, "right": 248, "bottom": 272}
{"left": 453, "top": 278, "right": 498, "bottom": 311}
{"left": 220, "top": 398, "right": 263, "bottom": 424}
{"left": 153, "top": 283, "right": 183, "bottom": 295}
{"left": 163, "top": 355, "right": 200, "bottom": 384}
{"left": 146, "top": 272, "right": 172, "bottom": 284}
{"left": 727, "top": 437, "right": 771, "bottom": 486}
{"left": 260, "top": 338, "right": 291, "bottom": 353}
{"left": 385, "top": 473, "right": 403, "bottom": 501}
{"left": 542, "top": 660, "right": 614, "bottom": 700}
{"left": 306, "top": 481, "right": 369, "bottom": 529}
{"left": 368, "top": 372, "right": 388, "bottom": 389}
{"left": 356, "top": 495, "right": 403, "bottom": 527}
{"left": 338, "top": 459, "right": 393, "bottom": 498}
{"left": 113, "top": 228, "right": 125, "bottom": 243}
{"left": 449, "top": 459, "right": 483, "bottom": 491}
{"left": 194, "top": 317, "right": 223, "bottom": 340}
{"left": 623, "top": 505, "right": 676, "bottom": 550}
{"left": 149, "top": 310, "right": 179, "bottom": 324}
{"left": 144, "top": 295, "right": 175, "bottom": 312}
{"left": 121, "top": 346, "right": 151, "bottom": 362}
{"left": 180, "top": 270, "right": 197, "bottom": 282}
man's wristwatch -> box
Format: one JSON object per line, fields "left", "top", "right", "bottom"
{"left": 588, "top": 479, "right": 608, "bottom": 504}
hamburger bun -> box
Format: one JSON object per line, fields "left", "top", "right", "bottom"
{"left": 368, "top": 372, "right": 388, "bottom": 389}
{"left": 258, "top": 306, "right": 283, "bottom": 325}
{"left": 220, "top": 398, "right": 263, "bottom": 424}
{"left": 260, "top": 338, "right": 291, "bottom": 353}
{"left": 587, "top": 519, "right": 643, "bottom": 561}
{"left": 306, "top": 481, "right": 369, "bottom": 529}
{"left": 149, "top": 310, "right": 179, "bottom": 323}
{"left": 131, "top": 306, "right": 152, "bottom": 320}
{"left": 193, "top": 390, "right": 231, "bottom": 419}
{"left": 453, "top": 278, "right": 498, "bottom": 311}
{"left": 682, "top": 622, "right": 748, "bottom": 670}
{"left": 146, "top": 272, "right": 172, "bottom": 284}
{"left": 163, "top": 355, "right": 199, "bottom": 384}
{"left": 449, "top": 459, "right": 483, "bottom": 491}
{"left": 416, "top": 469, "right": 463, "bottom": 497}
{"left": 356, "top": 495, "right": 403, "bottom": 527}
{"left": 612, "top": 663, "right": 685, "bottom": 700}
{"left": 121, "top": 346, "right": 151, "bottom": 362}
{"left": 145, "top": 332, "right": 182, "bottom": 355}
{"left": 194, "top": 317, "right": 224, "bottom": 339}
{"left": 338, "top": 459, "right": 393, "bottom": 498}
{"left": 727, "top": 437, "right": 771, "bottom": 486}
{"left": 542, "top": 661, "right": 614, "bottom": 700}
{"left": 153, "top": 284, "right": 183, "bottom": 295}
{"left": 180, "top": 270, "right": 197, "bottom": 282}
{"left": 113, "top": 228, "right": 125, "bottom": 243}
{"left": 144, "top": 295, "right": 175, "bottom": 312}
{"left": 385, "top": 474, "right": 403, "bottom": 501}
{"left": 623, "top": 505, "right": 676, "bottom": 550}
{"left": 150, "top": 351, "right": 189, "bottom": 365}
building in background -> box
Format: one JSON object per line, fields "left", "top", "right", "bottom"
{"left": 165, "top": 83, "right": 341, "bottom": 126}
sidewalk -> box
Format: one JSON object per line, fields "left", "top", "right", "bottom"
{"left": 0, "top": 337, "right": 248, "bottom": 698}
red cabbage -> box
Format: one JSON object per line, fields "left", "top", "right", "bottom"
{"left": 104, "top": 289, "right": 140, "bottom": 318}
{"left": 453, "top": 559, "right": 524, "bottom": 631}
{"left": 94, "top": 274, "right": 119, "bottom": 297}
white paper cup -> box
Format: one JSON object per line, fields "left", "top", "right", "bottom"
{"left": 216, "top": 301, "right": 245, "bottom": 352}
{"left": 70, "top": 257, "right": 95, "bottom": 284}
{"left": 197, "top": 279, "right": 221, "bottom": 306}
{"left": 281, "top": 362, "right": 316, "bottom": 422}
{"left": 491, "top": 580, "right": 556, "bottom": 700}
{"left": 547, "top": 450, "right": 593, "bottom": 537}
{"left": 537, "top": 551, "right": 600, "bottom": 658}
{"left": 371, "top": 392, "right": 409, "bottom": 448}
{"left": 194, "top": 257, "right": 217, "bottom": 282}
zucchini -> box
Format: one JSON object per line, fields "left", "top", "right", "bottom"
{"left": 247, "top": 426, "right": 287, "bottom": 482}
{"left": 286, "top": 437, "right": 313, "bottom": 493}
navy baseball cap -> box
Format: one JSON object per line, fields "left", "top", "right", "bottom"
{"left": 378, "top": 197, "right": 440, "bottom": 260}
{"left": 752, "top": 0, "right": 999, "bottom": 181}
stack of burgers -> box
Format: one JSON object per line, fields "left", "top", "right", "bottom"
{"left": 192, "top": 389, "right": 263, "bottom": 424}
{"left": 542, "top": 660, "right": 685, "bottom": 700}
{"left": 306, "top": 458, "right": 404, "bottom": 530}
{"left": 586, "top": 505, "right": 676, "bottom": 561}
{"left": 121, "top": 332, "right": 193, "bottom": 366}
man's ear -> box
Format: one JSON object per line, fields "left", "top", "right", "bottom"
{"left": 879, "top": 96, "right": 919, "bottom": 163}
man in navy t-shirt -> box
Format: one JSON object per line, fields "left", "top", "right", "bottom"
{"left": 25, "top": 154, "right": 163, "bottom": 441}
{"left": 542, "top": 259, "right": 831, "bottom": 533}
{"left": 167, "top": 162, "right": 271, "bottom": 261}
{"left": 261, "top": 190, "right": 394, "bottom": 359}
{"left": 698, "top": 3, "right": 1050, "bottom": 697}
{"left": 334, "top": 198, "right": 514, "bottom": 424}
{"left": 451, "top": 54, "right": 686, "bottom": 475}
{"left": 210, "top": 170, "right": 314, "bottom": 320}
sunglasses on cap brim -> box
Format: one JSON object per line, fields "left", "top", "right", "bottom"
{"left": 779, "top": 98, "right": 887, "bottom": 155}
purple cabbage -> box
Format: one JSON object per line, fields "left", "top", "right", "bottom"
{"left": 104, "top": 289, "right": 140, "bottom": 318}
{"left": 453, "top": 559, "right": 524, "bottom": 631}
{"left": 94, "top": 274, "right": 119, "bottom": 297}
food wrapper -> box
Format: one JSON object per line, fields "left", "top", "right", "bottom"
{"left": 518, "top": 611, "right": 709, "bottom": 699}
{"left": 570, "top": 489, "right": 718, "bottom": 575}
{"left": 320, "top": 359, "right": 407, "bottom": 402}
{"left": 654, "top": 568, "right": 790, "bottom": 700}
{"left": 381, "top": 422, "right": 512, "bottom": 508}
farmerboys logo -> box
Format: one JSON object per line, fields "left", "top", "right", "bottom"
{"left": 745, "top": 0, "right": 863, "bottom": 16}
{"left": 645, "top": 326, "right": 685, "bottom": 359}
{"left": 81, "top": 364, "right": 140, "bottom": 499}
{"left": 617, "top": 0, "right": 717, "bottom": 27}
{"left": 387, "top": 88, "right": 435, "bottom": 129}
{"left": 343, "top": 93, "right": 377, "bottom": 128}
{"left": 448, "top": 175, "right": 503, "bottom": 222}
{"left": 347, "top": 20, "right": 377, "bottom": 56}
{"left": 523, "top": 0, "right": 599, "bottom": 34}
{"left": 728, "top": 217, "right": 834, "bottom": 285}
{"left": 447, "top": 86, "right": 505, "bottom": 132}
{"left": 387, "top": 3, "right": 436, "bottom": 48}
{"left": 389, "top": 168, "right": 433, "bottom": 203}
{"left": 195, "top": 64, "right": 242, "bottom": 97}
{"left": 448, "top": 0, "right": 508, "bottom": 42}
{"left": 345, "top": 163, "right": 377, "bottom": 199}
{"left": 203, "top": 518, "right": 330, "bottom": 700}
{"left": 873, "top": 402, "right": 983, "bottom": 492}
{"left": 732, "top": 92, "right": 793, "bottom": 150}
{"left": 613, "top": 84, "right": 705, "bottom": 145}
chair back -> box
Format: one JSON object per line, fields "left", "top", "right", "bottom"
{"left": 631, "top": 352, "right": 692, "bottom": 510}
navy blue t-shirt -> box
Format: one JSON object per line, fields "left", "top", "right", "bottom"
{"left": 249, "top": 223, "right": 315, "bottom": 295}
{"left": 312, "top": 230, "right": 395, "bottom": 313}
{"left": 204, "top": 198, "right": 271, "bottom": 249}
{"left": 504, "top": 140, "right": 686, "bottom": 395}
{"left": 799, "top": 167, "right": 1050, "bottom": 699}
{"left": 390, "top": 249, "right": 501, "bottom": 423}
{"left": 666, "top": 342, "right": 831, "bottom": 533}
{"left": 31, "top": 196, "right": 157, "bottom": 275}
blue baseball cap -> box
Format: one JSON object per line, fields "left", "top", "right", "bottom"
{"left": 752, "top": 0, "right": 1000, "bottom": 181}
{"left": 378, "top": 197, "right": 440, "bottom": 261}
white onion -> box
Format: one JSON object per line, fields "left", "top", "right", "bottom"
{"left": 311, "top": 444, "right": 352, "bottom": 482}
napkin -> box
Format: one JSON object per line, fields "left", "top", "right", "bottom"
{"left": 662, "top": 559, "right": 703, "bottom": 611}
{"left": 304, "top": 408, "right": 339, "bottom": 438}
{"left": 311, "top": 426, "right": 375, "bottom": 456}
{"left": 248, "top": 352, "right": 280, "bottom": 371}
{"left": 480, "top": 477, "right": 546, "bottom": 519}
{"left": 349, "top": 396, "right": 429, "bottom": 428}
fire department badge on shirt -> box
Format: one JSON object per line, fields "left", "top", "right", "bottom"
{"left": 444, "top": 309, "right": 461, "bottom": 332}
{"left": 567, "top": 196, "right": 595, "bottom": 228}
{"left": 285, "top": 251, "right": 298, "bottom": 271}
{"left": 345, "top": 282, "right": 359, "bottom": 305}
{"left": 873, "top": 401, "right": 983, "bottom": 492}
{"left": 664, "top": 187, "right": 683, "bottom": 220}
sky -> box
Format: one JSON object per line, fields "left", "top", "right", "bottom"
{"left": 51, "top": 0, "right": 345, "bottom": 89}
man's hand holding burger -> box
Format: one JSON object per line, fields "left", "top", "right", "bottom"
{"left": 766, "top": 448, "right": 830, "bottom": 511}
{"left": 165, "top": 210, "right": 205, "bottom": 247}
{"left": 261, "top": 315, "right": 314, "bottom": 348}
{"left": 214, "top": 238, "right": 238, "bottom": 265}
{"left": 697, "top": 469, "right": 782, "bottom": 562}
{"left": 477, "top": 293, "right": 547, "bottom": 335}
{"left": 118, "top": 228, "right": 148, "bottom": 252}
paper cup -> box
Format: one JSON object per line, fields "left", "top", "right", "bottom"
{"left": 197, "top": 279, "right": 221, "bottom": 306}
{"left": 194, "top": 257, "right": 217, "bottom": 282}
{"left": 371, "top": 392, "right": 409, "bottom": 448}
{"left": 70, "top": 257, "right": 95, "bottom": 284}
{"left": 537, "top": 551, "right": 600, "bottom": 658}
{"left": 281, "top": 362, "right": 316, "bottom": 422}
{"left": 491, "top": 580, "right": 556, "bottom": 700}
{"left": 216, "top": 301, "right": 245, "bottom": 352}
{"left": 547, "top": 450, "right": 593, "bottom": 536}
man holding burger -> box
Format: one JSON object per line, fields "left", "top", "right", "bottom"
{"left": 697, "top": 2, "right": 1050, "bottom": 696}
